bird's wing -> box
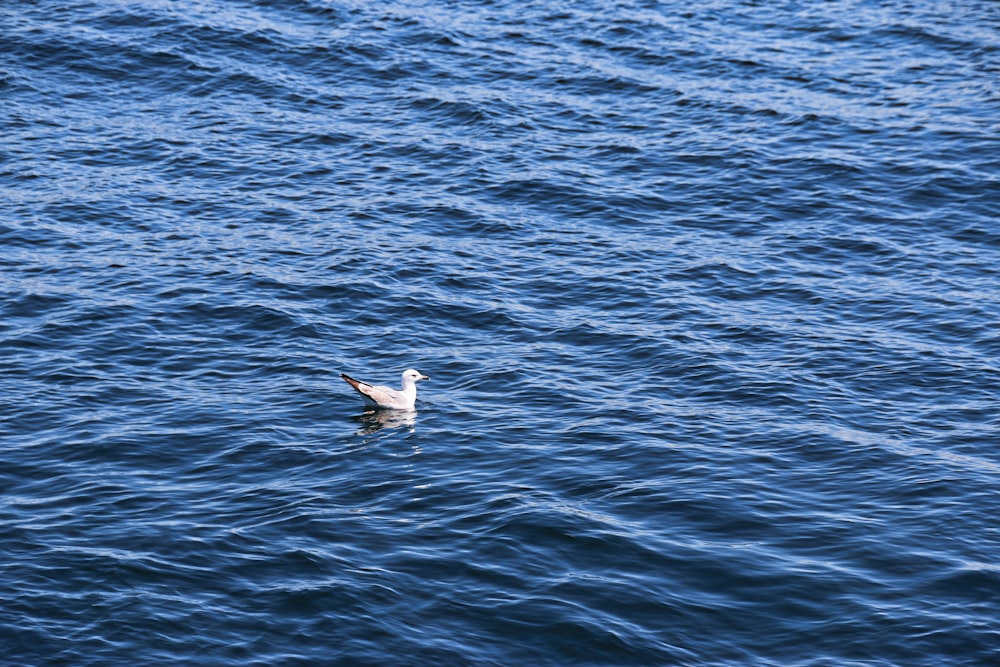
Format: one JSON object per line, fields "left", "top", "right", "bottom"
{"left": 341, "top": 374, "right": 402, "bottom": 408}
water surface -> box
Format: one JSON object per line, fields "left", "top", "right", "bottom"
{"left": 2, "top": 1, "right": 999, "bottom": 665}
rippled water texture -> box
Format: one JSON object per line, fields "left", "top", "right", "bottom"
{"left": 2, "top": 1, "right": 999, "bottom": 665}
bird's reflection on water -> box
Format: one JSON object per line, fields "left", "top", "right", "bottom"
{"left": 352, "top": 409, "right": 417, "bottom": 435}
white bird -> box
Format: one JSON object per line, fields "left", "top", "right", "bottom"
{"left": 340, "top": 368, "right": 429, "bottom": 410}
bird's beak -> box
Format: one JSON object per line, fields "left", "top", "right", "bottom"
{"left": 421, "top": 375, "right": 429, "bottom": 381}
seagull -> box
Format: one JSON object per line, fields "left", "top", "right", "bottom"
{"left": 340, "top": 368, "right": 429, "bottom": 410}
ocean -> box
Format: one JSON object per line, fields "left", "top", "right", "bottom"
{"left": 2, "top": 1, "right": 998, "bottom": 665}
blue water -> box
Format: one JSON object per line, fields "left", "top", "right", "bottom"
{"left": 2, "top": 1, "right": 999, "bottom": 664}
